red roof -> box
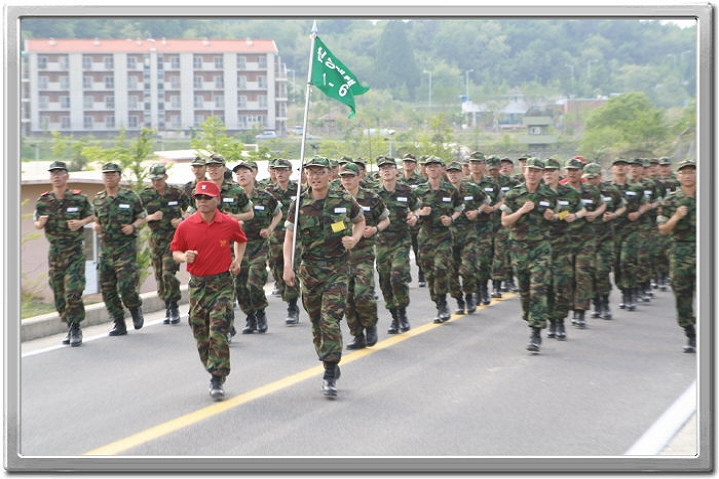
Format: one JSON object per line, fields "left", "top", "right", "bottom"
{"left": 26, "top": 38, "right": 278, "bottom": 54}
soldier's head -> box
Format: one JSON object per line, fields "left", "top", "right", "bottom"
{"left": 304, "top": 156, "right": 332, "bottom": 190}
{"left": 148, "top": 163, "right": 168, "bottom": 189}
{"left": 582, "top": 163, "right": 603, "bottom": 186}
{"left": 205, "top": 153, "right": 227, "bottom": 182}
{"left": 193, "top": 180, "right": 221, "bottom": 212}
{"left": 101, "top": 162, "right": 122, "bottom": 189}
{"left": 232, "top": 161, "right": 257, "bottom": 188}
{"left": 270, "top": 158, "right": 293, "bottom": 183}
{"left": 676, "top": 159, "right": 696, "bottom": 187}
{"left": 402, "top": 153, "right": 417, "bottom": 173}
{"left": 378, "top": 156, "right": 398, "bottom": 181}
{"left": 48, "top": 161, "right": 69, "bottom": 185}
{"left": 190, "top": 156, "right": 207, "bottom": 181}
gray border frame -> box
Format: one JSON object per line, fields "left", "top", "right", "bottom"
{"left": 4, "top": 3, "right": 714, "bottom": 473}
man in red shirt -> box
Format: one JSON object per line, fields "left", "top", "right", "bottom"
{"left": 171, "top": 181, "right": 247, "bottom": 401}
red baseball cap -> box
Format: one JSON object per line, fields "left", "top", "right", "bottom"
{"left": 193, "top": 181, "right": 221, "bottom": 197}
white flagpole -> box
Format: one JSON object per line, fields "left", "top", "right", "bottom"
{"left": 290, "top": 20, "right": 318, "bottom": 269}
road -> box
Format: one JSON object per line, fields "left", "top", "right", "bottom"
{"left": 15, "top": 274, "right": 699, "bottom": 472}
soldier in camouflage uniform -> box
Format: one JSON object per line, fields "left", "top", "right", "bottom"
{"left": 265, "top": 158, "right": 302, "bottom": 325}
{"left": 501, "top": 158, "right": 557, "bottom": 353}
{"left": 445, "top": 160, "right": 488, "bottom": 314}
{"left": 140, "top": 164, "right": 190, "bottom": 325}
{"left": 487, "top": 156, "right": 520, "bottom": 298}
{"left": 466, "top": 151, "right": 501, "bottom": 306}
{"left": 338, "top": 162, "right": 390, "bottom": 349}
{"left": 171, "top": 180, "right": 247, "bottom": 401}
{"left": 414, "top": 156, "right": 465, "bottom": 323}
{"left": 655, "top": 157, "right": 681, "bottom": 290}
{"left": 183, "top": 156, "right": 208, "bottom": 208}
{"left": 282, "top": 156, "right": 365, "bottom": 399}
{"left": 232, "top": 161, "right": 282, "bottom": 335}
{"left": 375, "top": 156, "right": 420, "bottom": 334}
{"left": 582, "top": 163, "right": 626, "bottom": 320}
{"left": 34, "top": 161, "right": 94, "bottom": 347}
{"left": 657, "top": 160, "right": 696, "bottom": 353}
{"left": 400, "top": 153, "right": 427, "bottom": 287}
{"left": 92, "top": 162, "right": 148, "bottom": 336}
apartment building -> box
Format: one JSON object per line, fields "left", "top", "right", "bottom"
{"left": 21, "top": 37, "right": 288, "bottom": 137}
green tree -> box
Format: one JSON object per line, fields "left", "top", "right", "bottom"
{"left": 373, "top": 20, "right": 421, "bottom": 100}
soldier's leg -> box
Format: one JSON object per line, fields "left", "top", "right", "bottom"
{"left": 205, "top": 274, "right": 233, "bottom": 380}
{"left": 64, "top": 250, "right": 87, "bottom": 324}
{"left": 99, "top": 254, "right": 125, "bottom": 320}
{"left": 48, "top": 249, "right": 68, "bottom": 323}
{"left": 317, "top": 268, "right": 347, "bottom": 363}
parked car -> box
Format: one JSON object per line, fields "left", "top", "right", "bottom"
{"left": 291, "top": 125, "right": 304, "bottom": 135}
{"left": 255, "top": 130, "right": 278, "bottom": 139}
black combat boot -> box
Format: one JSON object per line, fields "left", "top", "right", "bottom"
{"left": 69, "top": 322, "right": 82, "bottom": 347}
{"left": 659, "top": 274, "right": 669, "bottom": 292}
{"left": 479, "top": 281, "right": 491, "bottom": 305}
{"left": 491, "top": 280, "right": 503, "bottom": 298}
{"left": 571, "top": 310, "right": 578, "bottom": 326}
{"left": 169, "top": 302, "right": 181, "bottom": 324}
{"left": 547, "top": 319, "right": 557, "bottom": 339}
{"left": 242, "top": 312, "right": 257, "bottom": 334}
{"left": 209, "top": 375, "right": 225, "bottom": 401}
{"left": 62, "top": 325, "right": 71, "bottom": 345}
{"left": 465, "top": 293, "right": 477, "bottom": 314}
{"left": 601, "top": 295, "right": 613, "bottom": 320}
{"left": 387, "top": 308, "right": 399, "bottom": 334}
{"left": 434, "top": 296, "right": 450, "bottom": 323}
{"left": 129, "top": 307, "right": 144, "bottom": 330}
{"left": 108, "top": 317, "right": 127, "bottom": 336}
{"left": 398, "top": 308, "right": 411, "bottom": 332}
{"left": 556, "top": 319, "right": 567, "bottom": 340}
{"left": 322, "top": 361, "right": 339, "bottom": 398}
{"left": 365, "top": 325, "right": 378, "bottom": 347}
{"left": 626, "top": 288, "right": 637, "bottom": 311}
{"left": 255, "top": 309, "right": 268, "bottom": 333}
{"left": 683, "top": 325, "right": 696, "bottom": 353}
{"left": 163, "top": 300, "right": 172, "bottom": 324}
{"left": 285, "top": 299, "right": 300, "bottom": 325}
{"left": 575, "top": 310, "right": 586, "bottom": 328}
{"left": 619, "top": 289, "right": 628, "bottom": 309}
{"left": 418, "top": 268, "right": 426, "bottom": 287}
{"left": 591, "top": 298, "right": 601, "bottom": 318}
{"left": 526, "top": 327, "right": 542, "bottom": 352}
{"left": 455, "top": 297, "right": 466, "bottom": 314}
{"left": 346, "top": 334, "right": 366, "bottom": 350}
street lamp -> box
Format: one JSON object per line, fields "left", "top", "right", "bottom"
{"left": 464, "top": 69, "right": 474, "bottom": 102}
{"left": 423, "top": 70, "right": 432, "bottom": 108}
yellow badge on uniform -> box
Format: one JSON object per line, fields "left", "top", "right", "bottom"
{"left": 557, "top": 210, "right": 569, "bottom": 220}
{"left": 331, "top": 221, "right": 346, "bottom": 233}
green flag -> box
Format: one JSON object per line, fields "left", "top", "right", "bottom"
{"left": 311, "top": 36, "right": 369, "bottom": 118}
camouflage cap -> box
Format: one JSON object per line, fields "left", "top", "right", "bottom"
{"left": 48, "top": 161, "right": 68, "bottom": 171}
{"left": 338, "top": 155, "right": 353, "bottom": 165}
{"left": 148, "top": 163, "right": 167, "bottom": 180}
{"left": 402, "top": 153, "right": 417, "bottom": 162}
{"left": 423, "top": 156, "right": 445, "bottom": 166}
{"left": 500, "top": 157, "right": 514, "bottom": 164}
{"left": 582, "top": 163, "right": 603, "bottom": 178}
{"left": 543, "top": 158, "right": 560, "bottom": 170}
{"left": 377, "top": 156, "right": 397, "bottom": 167}
{"left": 205, "top": 154, "right": 226, "bottom": 166}
{"left": 338, "top": 162, "right": 360, "bottom": 176}
{"left": 486, "top": 156, "right": 501, "bottom": 169}
{"left": 612, "top": 158, "right": 630, "bottom": 165}
{"left": 677, "top": 159, "right": 696, "bottom": 171}
{"left": 648, "top": 157, "right": 660, "bottom": 164}
{"left": 353, "top": 158, "right": 367, "bottom": 168}
{"left": 190, "top": 156, "right": 207, "bottom": 166}
{"left": 232, "top": 160, "right": 257, "bottom": 173}
{"left": 446, "top": 161, "right": 463, "bottom": 171}
{"left": 468, "top": 151, "right": 486, "bottom": 162}
{"left": 629, "top": 158, "right": 644, "bottom": 166}
{"left": 101, "top": 162, "right": 122, "bottom": 173}
{"left": 271, "top": 158, "right": 292, "bottom": 169}
{"left": 659, "top": 157, "right": 672, "bottom": 166}
{"left": 525, "top": 157, "right": 545, "bottom": 169}
{"left": 564, "top": 157, "right": 585, "bottom": 169}
{"left": 642, "top": 159, "right": 652, "bottom": 167}
{"left": 304, "top": 156, "right": 330, "bottom": 168}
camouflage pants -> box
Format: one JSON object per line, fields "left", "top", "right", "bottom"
{"left": 298, "top": 260, "right": 348, "bottom": 363}
{"left": 491, "top": 226, "right": 513, "bottom": 282}
{"left": 614, "top": 229, "right": 640, "bottom": 290}
{"left": 150, "top": 236, "right": 180, "bottom": 303}
{"left": 475, "top": 224, "right": 495, "bottom": 283}
{"left": 99, "top": 246, "right": 142, "bottom": 320}
{"left": 669, "top": 242, "right": 696, "bottom": 328}
{"left": 509, "top": 239, "right": 550, "bottom": 329}
{"left": 572, "top": 235, "right": 596, "bottom": 310}
{"left": 268, "top": 233, "right": 300, "bottom": 302}
{"left": 235, "top": 239, "right": 269, "bottom": 314}
{"left": 651, "top": 233, "right": 672, "bottom": 280}
{"left": 593, "top": 235, "right": 615, "bottom": 297}
{"left": 346, "top": 248, "right": 379, "bottom": 336}
{"left": 635, "top": 225, "right": 653, "bottom": 285}
{"left": 547, "top": 237, "right": 576, "bottom": 321}
{"left": 188, "top": 271, "right": 233, "bottom": 379}
{"left": 48, "top": 244, "right": 86, "bottom": 325}
{"left": 450, "top": 226, "right": 480, "bottom": 298}
{"left": 418, "top": 228, "right": 456, "bottom": 303}
{"left": 376, "top": 238, "right": 412, "bottom": 310}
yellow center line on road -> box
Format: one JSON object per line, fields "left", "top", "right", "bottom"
{"left": 84, "top": 293, "right": 515, "bottom": 456}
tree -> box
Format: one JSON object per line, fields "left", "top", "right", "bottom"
{"left": 373, "top": 20, "right": 421, "bottom": 100}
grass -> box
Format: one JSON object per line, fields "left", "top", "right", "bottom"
{"left": 21, "top": 301, "right": 56, "bottom": 319}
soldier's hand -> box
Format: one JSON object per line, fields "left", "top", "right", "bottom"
{"left": 418, "top": 206, "right": 432, "bottom": 217}
{"left": 229, "top": 260, "right": 241, "bottom": 276}
{"left": 521, "top": 201, "right": 535, "bottom": 214}
{"left": 170, "top": 217, "right": 183, "bottom": 228}
{"left": 93, "top": 222, "right": 102, "bottom": 233}
{"left": 479, "top": 203, "right": 494, "bottom": 214}
{"left": 35, "top": 215, "right": 49, "bottom": 229}
{"left": 675, "top": 205, "right": 688, "bottom": 219}
{"left": 185, "top": 250, "right": 198, "bottom": 263}
{"left": 66, "top": 219, "right": 83, "bottom": 231}
{"left": 342, "top": 235, "right": 358, "bottom": 250}
{"left": 406, "top": 214, "right": 418, "bottom": 226}
{"left": 149, "top": 211, "right": 163, "bottom": 222}
{"left": 283, "top": 267, "right": 296, "bottom": 287}
{"left": 464, "top": 209, "right": 478, "bottom": 221}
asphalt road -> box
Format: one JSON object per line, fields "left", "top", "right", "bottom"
{"left": 17, "top": 273, "right": 698, "bottom": 472}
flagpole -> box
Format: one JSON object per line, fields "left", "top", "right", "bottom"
{"left": 290, "top": 20, "right": 318, "bottom": 269}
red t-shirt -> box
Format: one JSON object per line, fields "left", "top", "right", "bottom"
{"left": 170, "top": 210, "right": 247, "bottom": 277}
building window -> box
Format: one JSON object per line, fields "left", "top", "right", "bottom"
{"left": 128, "top": 76, "right": 138, "bottom": 90}
{"left": 238, "top": 95, "right": 247, "bottom": 108}
{"left": 194, "top": 76, "right": 203, "bottom": 89}
{"left": 38, "top": 76, "right": 48, "bottom": 89}
{"left": 82, "top": 55, "right": 92, "bottom": 69}
{"left": 214, "top": 76, "right": 224, "bottom": 88}
{"left": 38, "top": 56, "right": 47, "bottom": 69}
{"left": 127, "top": 57, "right": 137, "bottom": 69}
{"left": 214, "top": 56, "right": 223, "bottom": 69}
{"left": 60, "top": 116, "right": 70, "bottom": 129}
{"left": 104, "top": 56, "right": 114, "bottom": 69}
{"left": 129, "top": 96, "right": 139, "bottom": 109}
{"left": 170, "top": 76, "right": 180, "bottom": 89}
{"left": 83, "top": 76, "right": 93, "bottom": 89}
{"left": 258, "top": 76, "right": 267, "bottom": 88}
{"left": 170, "top": 56, "right": 180, "bottom": 69}
{"left": 237, "top": 55, "right": 246, "bottom": 69}
{"left": 60, "top": 96, "right": 70, "bottom": 108}
{"left": 170, "top": 95, "right": 180, "bottom": 108}
{"left": 193, "top": 55, "right": 203, "bottom": 69}
{"left": 258, "top": 55, "right": 266, "bottom": 68}
{"left": 83, "top": 95, "right": 94, "bottom": 109}
{"left": 38, "top": 96, "right": 49, "bottom": 109}
{"left": 194, "top": 95, "right": 204, "bottom": 108}
{"left": 214, "top": 95, "right": 224, "bottom": 108}
{"left": 59, "top": 76, "right": 69, "bottom": 89}
{"left": 83, "top": 116, "right": 94, "bottom": 129}
{"left": 128, "top": 116, "right": 138, "bottom": 128}
{"left": 170, "top": 114, "right": 180, "bottom": 128}
{"left": 105, "top": 96, "right": 115, "bottom": 109}
{"left": 104, "top": 76, "right": 114, "bottom": 88}
{"left": 59, "top": 56, "right": 69, "bottom": 69}
{"left": 194, "top": 114, "right": 204, "bottom": 127}
{"left": 40, "top": 116, "right": 50, "bottom": 129}
{"left": 237, "top": 75, "right": 247, "bottom": 89}
{"left": 258, "top": 95, "right": 267, "bottom": 108}
{"left": 105, "top": 116, "right": 115, "bottom": 128}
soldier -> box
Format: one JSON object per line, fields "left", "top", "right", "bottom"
{"left": 171, "top": 180, "right": 247, "bottom": 400}
{"left": 582, "top": 163, "right": 626, "bottom": 320}
{"left": 92, "top": 162, "right": 147, "bottom": 336}
{"left": 414, "top": 156, "right": 465, "bottom": 324}
{"left": 445, "top": 160, "right": 488, "bottom": 314}
{"left": 655, "top": 157, "right": 681, "bottom": 290}
{"left": 33, "top": 161, "right": 94, "bottom": 347}
{"left": 282, "top": 156, "right": 365, "bottom": 399}
{"left": 338, "top": 162, "right": 390, "bottom": 349}
{"left": 374, "top": 156, "right": 420, "bottom": 334}
{"left": 400, "top": 153, "right": 427, "bottom": 287}
{"left": 657, "top": 160, "right": 696, "bottom": 353}
{"left": 140, "top": 164, "right": 190, "bottom": 325}
{"left": 501, "top": 158, "right": 557, "bottom": 352}
{"left": 232, "top": 161, "right": 282, "bottom": 334}
{"left": 487, "top": 155, "right": 520, "bottom": 297}
{"left": 265, "top": 159, "right": 303, "bottom": 325}
{"left": 183, "top": 156, "right": 208, "bottom": 206}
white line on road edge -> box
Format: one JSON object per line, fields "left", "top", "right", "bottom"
{"left": 624, "top": 380, "right": 696, "bottom": 455}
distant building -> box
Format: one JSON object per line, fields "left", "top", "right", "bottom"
{"left": 21, "top": 37, "right": 289, "bottom": 138}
